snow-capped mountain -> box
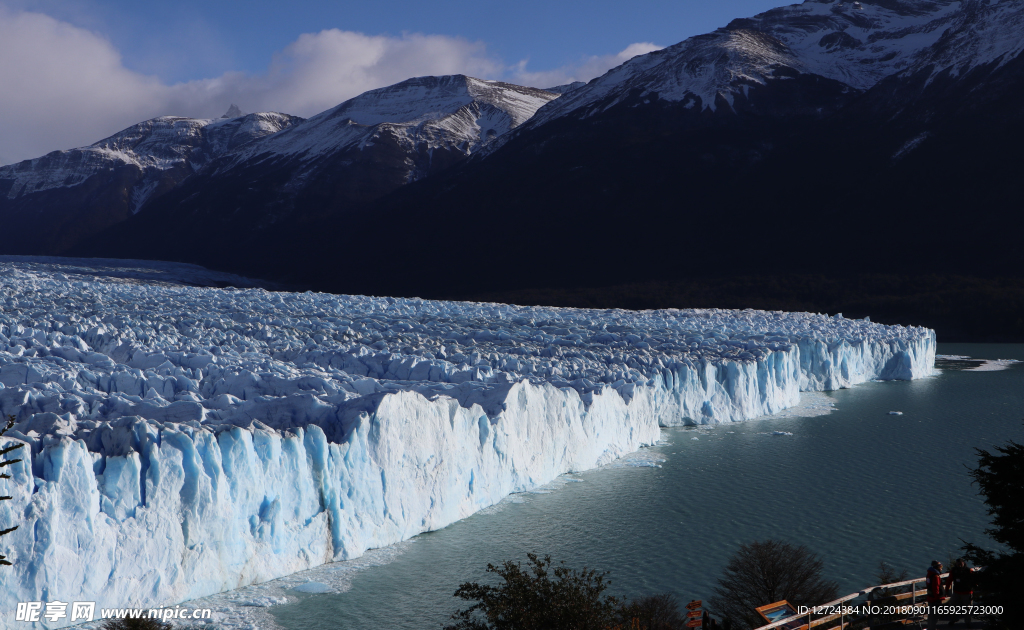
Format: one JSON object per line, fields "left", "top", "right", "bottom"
{"left": 232, "top": 75, "right": 554, "bottom": 165}
{"left": 0, "top": 111, "right": 301, "bottom": 255}
{"left": 276, "top": 0, "right": 1024, "bottom": 299}
{"left": 0, "top": 76, "right": 556, "bottom": 258}
{"left": 197, "top": 75, "right": 557, "bottom": 199}
{"left": 58, "top": 75, "right": 559, "bottom": 274}
{"left": 6, "top": 0, "right": 1024, "bottom": 296}
{"left": 529, "top": 0, "right": 967, "bottom": 127}
{"left": 0, "top": 111, "right": 300, "bottom": 209}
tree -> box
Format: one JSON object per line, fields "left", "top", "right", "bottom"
{"left": 1, "top": 414, "right": 25, "bottom": 567}
{"left": 962, "top": 428, "right": 1024, "bottom": 629}
{"left": 874, "top": 561, "right": 908, "bottom": 587}
{"left": 445, "top": 553, "right": 623, "bottom": 630}
{"left": 617, "top": 594, "right": 687, "bottom": 630}
{"left": 708, "top": 539, "right": 838, "bottom": 630}
{"left": 867, "top": 561, "right": 911, "bottom": 627}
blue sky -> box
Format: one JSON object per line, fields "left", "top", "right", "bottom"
{"left": 0, "top": 0, "right": 788, "bottom": 164}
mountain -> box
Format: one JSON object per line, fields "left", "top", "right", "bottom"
{"left": 0, "top": 111, "right": 301, "bottom": 253}
{"left": 135, "top": 75, "right": 558, "bottom": 231}
{"left": 529, "top": 0, "right": 962, "bottom": 123}
{"left": 544, "top": 81, "right": 587, "bottom": 95}
{"left": 268, "top": 0, "right": 1021, "bottom": 300}
{"left": 5, "top": 0, "right": 1024, "bottom": 342}
{"left": 0, "top": 76, "right": 556, "bottom": 260}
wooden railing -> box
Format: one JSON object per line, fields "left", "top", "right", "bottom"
{"left": 753, "top": 573, "right": 949, "bottom": 630}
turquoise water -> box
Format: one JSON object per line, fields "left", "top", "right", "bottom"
{"left": 270, "top": 344, "right": 1024, "bottom": 629}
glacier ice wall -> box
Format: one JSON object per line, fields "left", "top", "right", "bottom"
{"left": 0, "top": 260, "right": 935, "bottom": 627}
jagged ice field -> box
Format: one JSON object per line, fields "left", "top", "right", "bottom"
{"left": 0, "top": 259, "right": 935, "bottom": 627}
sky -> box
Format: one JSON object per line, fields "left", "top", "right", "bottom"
{"left": 0, "top": 0, "right": 788, "bottom": 165}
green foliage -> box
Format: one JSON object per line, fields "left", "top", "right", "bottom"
{"left": 616, "top": 594, "right": 687, "bottom": 630}
{"left": 1, "top": 414, "right": 25, "bottom": 568}
{"left": 866, "top": 562, "right": 912, "bottom": 626}
{"left": 874, "top": 561, "right": 908, "bottom": 587}
{"left": 962, "top": 426, "right": 1024, "bottom": 629}
{"left": 444, "top": 553, "right": 623, "bottom": 630}
{"left": 970, "top": 434, "right": 1024, "bottom": 553}
{"left": 708, "top": 539, "right": 838, "bottom": 630}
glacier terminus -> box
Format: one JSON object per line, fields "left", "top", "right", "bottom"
{"left": 0, "top": 259, "right": 935, "bottom": 627}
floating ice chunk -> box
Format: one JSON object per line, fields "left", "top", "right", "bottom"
{"left": 601, "top": 448, "right": 665, "bottom": 469}
{"left": 935, "top": 355, "right": 1021, "bottom": 372}
{"left": 771, "top": 431, "right": 794, "bottom": 436}
{"left": 888, "top": 411, "right": 904, "bottom": 415}
{"left": 241, "top": 596, "right": 290, "bottom": 608}
{"left": 966, "top": 359, "right": 1021, "bottom": 372}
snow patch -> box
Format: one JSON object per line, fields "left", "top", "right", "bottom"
{"left": 893, "top": 133, "right": 931, "bottom": 160}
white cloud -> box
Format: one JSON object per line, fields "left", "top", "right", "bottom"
{"left": 200, "top": 30, "right": 505, "bottom": 117}
{"left": 0, "top": 7, "right": 167, "bottom": 164}
{"left": 0, "top": 5, "right": 661, "bottom": 165}
{"left": 510, "top": 42, "right": 664, "bottom": 90}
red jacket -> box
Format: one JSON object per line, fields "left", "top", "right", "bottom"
{"left": 926, "top": 567, "right": 944, "bottom": 603}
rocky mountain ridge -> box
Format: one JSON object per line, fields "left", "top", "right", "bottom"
{"left": 0, "top": 76, "right": 557, "bottom": 253}
{"left": 3, "top": 0, "right": 1022, "bottom": 307}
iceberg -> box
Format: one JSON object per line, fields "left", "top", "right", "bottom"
{"left": 0, "top": 259, "right": 935, "bottom": 627}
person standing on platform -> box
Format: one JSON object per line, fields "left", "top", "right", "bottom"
{"left": 926, "top": 560, "right": 945, "bottom": 630}
{"left": 946, "top": 558, "right": 975, "bottom": 628}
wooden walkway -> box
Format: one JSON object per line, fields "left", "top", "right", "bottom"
{"left": 752, "top": 573, "right": 983, "bottom": 630}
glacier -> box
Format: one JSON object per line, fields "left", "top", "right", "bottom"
{"left": 0, "top": 259, "right": 935, "bottom": 628}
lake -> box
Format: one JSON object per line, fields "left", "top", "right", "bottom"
{"left": 258, "top": 343, "right": 1023, "bottom": 629}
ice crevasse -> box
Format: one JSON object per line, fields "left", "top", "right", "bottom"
{"left": 0, "top": 260, "right": 935, "bottom": 627}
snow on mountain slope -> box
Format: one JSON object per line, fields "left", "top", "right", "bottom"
{"left": 544, "top": 81, "right": 588, "bottom": 95}
{"left": 526, "top": 0, "right": 982, "bottom": 126}
{"left": 905, "top": 0, "right": 1024, "bottom": 79}
{"left": 0, "top": 112, "right": 300, "bottom": 209}
{"left": 228, "top": 75, "right": 557, "bottom": 167}
{"left": 0, "top": 259, "right": 934, "bottom": 624}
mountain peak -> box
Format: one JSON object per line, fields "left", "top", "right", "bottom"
{"left": 523, "top": 0, "right": 970, "bottom": 129}
{"left": 221, "top": 104, "right": 245, "bottom": 119}
{"left": 315, "top": 74, "right": 556, "bottom": 128}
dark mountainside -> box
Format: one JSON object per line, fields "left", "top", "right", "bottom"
{"left": 268, "top": 4, "right": 1024, "bottom": 341}
{"left": 304, "top": 56, "right": 1024, "bottom": 340}
{"left": 7, "top": 0, "right": 1023, "bottom": 341}
{"left": 1, "top": 76, "right": 555, "bottom": 258}
{"left": 0, "top": 113, "right": 303, "bottom": 253}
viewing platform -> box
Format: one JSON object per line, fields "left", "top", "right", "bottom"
{"left": 754, "top": 572, "right": 985, "bottom": 630}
